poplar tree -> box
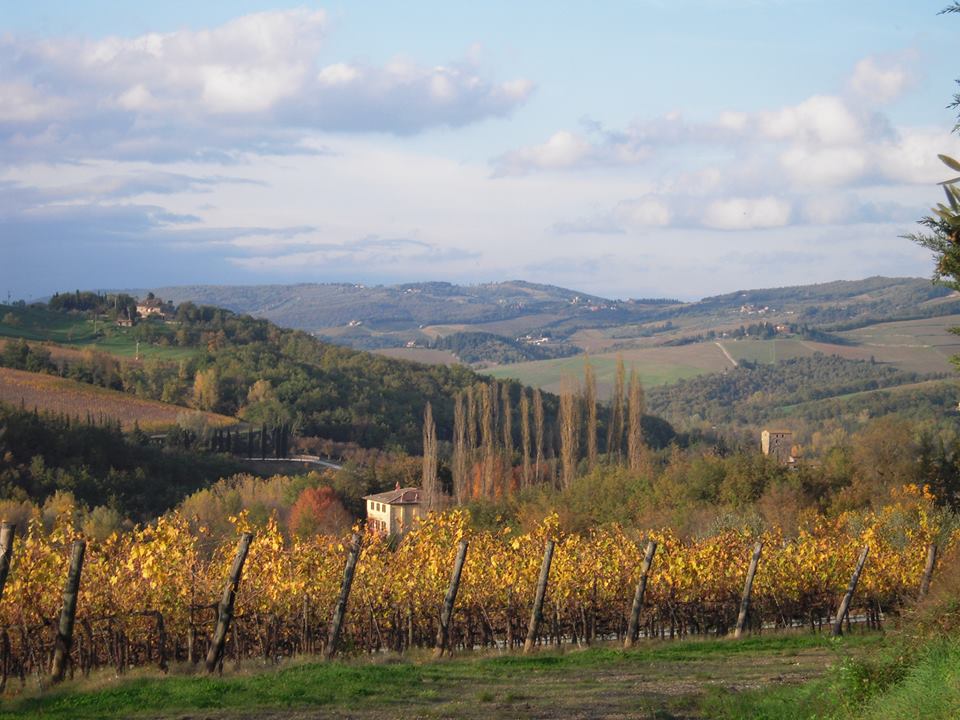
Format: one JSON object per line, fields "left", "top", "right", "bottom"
{"left": 453, "top": 392, "right": 468, "bottom": 503}
{"left": 466, "top": 385, "right": 478, "bottom": 453}
{"left": 501, "top": 382, "right": 513, "bottom": 463}
{"left": 520, "top": 389, "right": 532, "bottom": 488}
{"left": 533, "top": 388, "right": 545, "bottom": 484}
{"left": 422, "top": 402, "right": 440, "bottom": 510}
{"left": 627, "top": 369, "right": 646, "bottom": 471}
{"left": 584, "top": 357, "right": 598, "bottom": 470}
{"left": 606, "top": 355, "right": 626, "bottom": 462}
{"left": 559, "top": 376, "right": 580, "bottom": 490}
{"left": 481, "top": 383, "right": 496, "bottom": 497}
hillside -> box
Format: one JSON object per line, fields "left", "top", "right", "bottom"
{"left": 146, "top": 280, "right": 621, "bottom": 330}
{"left": 137, "top": 277, "right": 960, "bottom": 363}
{"left": 0, "top": 301, "right": 504, "bottom": 453}
{"left": 0, "top": 367, "right": 235, "bottom": 431}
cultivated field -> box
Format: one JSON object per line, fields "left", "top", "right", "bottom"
{"left": 0, "top": 367, "right": 235, "bottom": 431}
{"left": 838, "top": 315, "right": 960, "bottom": 372}
{"left": 373, "top": 347, "right": 461, "bottom": 365}
{"left": 421, "top": 312, "right": 566, "bottom": 340}
{"left": 487, "top": 316, "right": 960, "bottom": 398}
{"left": 486, "top": 343, "right": 732, "bottom": 396}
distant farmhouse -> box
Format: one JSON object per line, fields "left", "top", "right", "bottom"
{"left": 761, "top": 429, "right": 801, "bottom": 469}
{"left": 136, "top": 296, "right": 171, "bottom": 319}
{"left": 364, "top": 486, "right": 422, "bottom": 536}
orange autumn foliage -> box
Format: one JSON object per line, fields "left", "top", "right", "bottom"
{"left": 288, "top": 486, "right": 352, "bottom": 539}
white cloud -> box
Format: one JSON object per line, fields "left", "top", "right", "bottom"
{"left": 0, "top": 9, "right": 534, "bottom": 162}
{"left": 0, "top": 83, "right": 71, "bottom": 123}
{"left": 617, "top": 197, "right": 672, "bottom": 227}
{"left": 848, "top": 56, "right": 909, "bottom": 105}
{"left": 495, "top": 131, "right": 594, "bottom": 175}
{"left": 875, "top": 129, "right": 960, "bottom": 185}
{"left": 779, "top": 146, "right": 868, "bottom": 187}
{"left": 758, "top": 95, "right": 862, "bottom": 145}
{"left": 702, "top": 197, "right": 792, "bottom": 230}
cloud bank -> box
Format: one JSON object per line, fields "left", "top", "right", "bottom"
{"left": 0, "top": 8, "right": 533, "bottom": 163}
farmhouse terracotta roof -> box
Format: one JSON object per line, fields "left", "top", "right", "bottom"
{"left": 363, "top": 487, "right": 421, "bottom": 505}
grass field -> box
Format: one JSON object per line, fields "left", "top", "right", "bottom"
{"left": 421, "top": 312, "right": 566, "bottom": 340}
{"left": 486, "top": 343, "right": 736, "bottom": 397}
{"left": 487, "top": 316, "right": 960, "bottom": 398}
{"left": 0, "top": 633, "right": 880, "bottom": 720}
{"left": 0, "top": 305, "right": 195, "bottom": 361}
{"left": 0, "top": 367, "right": 235, "bottom": 431}
{"left": 373, "top": 347, "right": 461, "bottom": 365}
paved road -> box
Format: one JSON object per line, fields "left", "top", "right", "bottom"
{"left": 240, "top": 454, "right": 343, "bottom": 471}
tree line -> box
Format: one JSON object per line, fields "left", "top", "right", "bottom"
{"left": 420, "top": 358, "right": 664, "bottom": 509}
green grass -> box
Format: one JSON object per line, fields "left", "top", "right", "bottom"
{"left": 719, "top": 338, "right": 822, "bottom": 364}
{"left": 0, "top": 634, "right": 874, "bottom": 720}
{"left": 485, "top": 345, "right": 730, "bottom": 397}
{"left": 0, "top": 305, "right": 97, "bottom": 343}
{"left": 0, "top": 305, "right": 195, "bottom": 361}
{"left": 857, "top": 640, "right": 960, "bottom": 720}
{"left": 702, "top": 638, "right": 960, "bottom": 720}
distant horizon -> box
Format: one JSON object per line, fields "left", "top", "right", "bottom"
{"left": 6, "top": 272, "right": 942, "bottom": 307}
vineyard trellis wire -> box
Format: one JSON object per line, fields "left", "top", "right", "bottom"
{"left": 0, "top": 490, "right": 953, "bottom": 687}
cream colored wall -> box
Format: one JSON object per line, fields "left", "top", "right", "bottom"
{"left": 367, "top": 499, "right": 423, "bottom": 536}
{"left": 366, "top": 499, "right": 392, "bottom": 533}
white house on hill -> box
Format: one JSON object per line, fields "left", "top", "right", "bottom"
{"left": 364, "top": 486, "right": 422, "bottom": 536}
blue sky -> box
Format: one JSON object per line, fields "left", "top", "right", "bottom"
{"left": 2, "top": 1, "right": 959, "bottom": 300}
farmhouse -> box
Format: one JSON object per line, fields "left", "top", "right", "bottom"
{"left": 761, "top": 429, "right": 800, "bottom": 468}
{"left": 136, "top": 296, "right": 170, "bottom": 319}
{"left": 364, "top": 486, "right": 422, "bottom": 536}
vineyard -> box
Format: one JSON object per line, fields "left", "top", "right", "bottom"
{"left": 0, "top": 490, "right": 952, "bottom": 689}
{"left": 0, "top": 367, "right": 236, "bottom": 432}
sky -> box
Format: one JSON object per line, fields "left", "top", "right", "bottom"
{"left": 2, "top": 1, "right": 959, "bottom": 301}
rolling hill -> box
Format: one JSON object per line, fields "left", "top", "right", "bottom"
{"left": 0, "top": 366, "right": 236, "bottom": 431}
{"left": 136, "top": 277, "right": 960, "bottom": 361}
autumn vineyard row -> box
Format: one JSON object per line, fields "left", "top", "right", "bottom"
{"left": 0, "top": 492, "right": 953, "bottom": 686}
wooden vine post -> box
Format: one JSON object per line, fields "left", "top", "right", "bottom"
{"left": 0, "top": 522, "right": 15, "bottom": 603}
{"left": 831, "top": 545, "right": 869, "bottom": 637}
{"left": 734, "top": 541, "right": 763, "bottom": 639}
{"left": 624, "top": 540, "right": 657, "bottom": 648}
{"left": 523, "top": 539, "right": 555, "bottom": 654}
{"left": 324, "top": 532, "right": 362, "bottom": 660}
{"left": 50, "top": 539, "right": 86, "bottom": 683}
{"left": 204, "top": 532, "right": 254, "bottom": 673}
{"left": 434, "top": 539, "right": 469, "bottom": 658}
{"left": 919, "top": 543, "right": 938, "bottom": 599}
